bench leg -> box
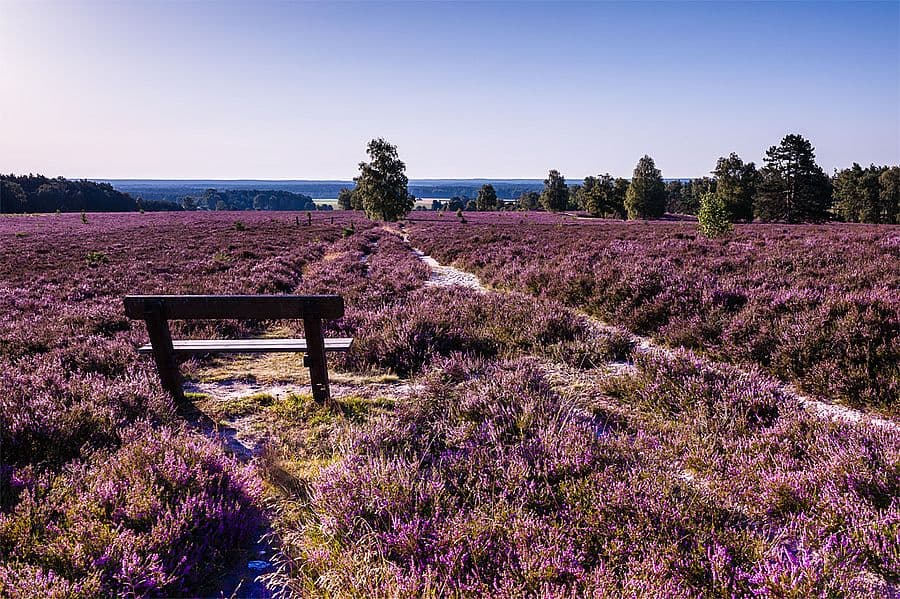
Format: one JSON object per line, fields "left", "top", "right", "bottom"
{"left": 143, "top": 310, "right": 185, "bottom": 405}
{"left": 302, "top": 316, "right": 331, "bottom": 403}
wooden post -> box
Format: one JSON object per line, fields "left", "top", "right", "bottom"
{"left": 302, "top": 315, "right": 330, "bottom": 403}
{"left": 142, "top": 301, "right": 184, "bottom": 405}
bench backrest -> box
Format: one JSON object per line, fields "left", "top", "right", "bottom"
{"left": 123, "top": 294, "right": 344, "bottom": 321}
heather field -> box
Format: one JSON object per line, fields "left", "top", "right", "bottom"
{"left": 408, "top": 212, "right": 900, "bottom": 413}
{"left": 1, "top": 212, "right": 898, "bottom": 597}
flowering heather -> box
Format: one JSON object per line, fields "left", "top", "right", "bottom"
{"left": 271, "top": 354, "right": 898, "bottom": 597}
{"left": 2, "top": 211, "right": 897, "bottom": 596}
{"left": 0, "top": 212, "right": 366, "bottom": 595}
{"left": 408, "top": 214, "right": 900, "bottom": 412}
{"left": 0, "top": 423, "right": 263, "bottom": 597}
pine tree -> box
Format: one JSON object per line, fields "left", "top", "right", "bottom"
{"left": 755, "top": 134, "right": 831, "bottom": 223}
{"left": 625, "top": 155, "right": 666, "bottom": 219}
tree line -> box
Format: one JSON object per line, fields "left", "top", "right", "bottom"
{"left": 180, "top": 188, "right": 330, "bottom": 211}
{"left": 543, "top": 134, "right": 898, "bottom": 224}
{"left": 0, "top": 174, "right": 337, "bottom": 214}
{"left": 0, "top": 174, "right": 140, "bottom": 213}
{"left": 342, "top": 134, "right": 898, "bottom": 225}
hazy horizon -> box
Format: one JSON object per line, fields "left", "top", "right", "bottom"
{"left": 2, "top": 1, "right": 898, "bottom": 179}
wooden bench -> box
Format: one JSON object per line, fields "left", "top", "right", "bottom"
{"left": 123, "top": 295, "right": 352, "bottom": 405}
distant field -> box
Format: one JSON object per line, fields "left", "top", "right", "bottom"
{"left": 1, "top": 212, "right": 897, "bottom": 597}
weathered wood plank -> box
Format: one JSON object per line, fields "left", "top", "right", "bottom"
{"left": 302, "top": 314, "right": 331, "bottom": 404}
{"left": 136, "top": 338, "right": 354, "bottom": 354}
{"left": 124, "top": 295, "right": 344, "bottom": 321}
{"left": 141, "top": 302, "right": 185, "bottom": 405}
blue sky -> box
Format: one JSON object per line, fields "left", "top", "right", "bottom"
{"left": 1, "top": 0, "right": 897, "bottom": 179}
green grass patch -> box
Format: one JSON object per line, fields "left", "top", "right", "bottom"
{"left": 218, "top": 392, "right": 275, "bottom": 418}
{"left": 269, "top": 393, "right": 394, "bottom": 424}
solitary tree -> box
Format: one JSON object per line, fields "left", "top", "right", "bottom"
{"left": 354, "top": 138, "right": 412, "bottom": 221}
{"left": 698, "top": 192, "right": 733, "bottom": 238}
{"left": 540, "top": 170, "right": 568, "bottom": 212}
{"left": 714, "top": 153, "right": 759, "bottom": 222}
{"left": 755, "top": 134, "right": 831, "bottom": 223}
{"left": 475, "top": 184, "right": 498, "bottom": 211}
{"left": 625, "top": 155, "right": 666, "bottom": 219}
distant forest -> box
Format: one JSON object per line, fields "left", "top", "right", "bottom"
{"left": 102, "top": 179, "right": 551, "bottom": 202}
{"left": 0, "top": 174, "right": 143, "bottom": 213}
{"left": 0, "top": 174, "right": 330, "bottom": 213}
{"left": 184, "top": 188, "right": 327, "bottom": 211}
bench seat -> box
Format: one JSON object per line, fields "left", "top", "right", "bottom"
{"left": 137, "top": 337, "right": 354, "bottom": 355}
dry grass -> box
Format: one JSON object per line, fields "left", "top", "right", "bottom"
{"left": 195, "top": 352, "right": 309, "bottom": 385}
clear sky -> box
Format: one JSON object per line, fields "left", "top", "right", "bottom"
{"left": 1, "top": 0, "right": 897, "bottom": 179}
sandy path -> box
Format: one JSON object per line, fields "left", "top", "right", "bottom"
{"left": 401, "top": 229, "right": 897, "bottom": 431}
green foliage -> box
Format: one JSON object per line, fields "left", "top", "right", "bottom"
{"left": 197, "top": 188, "right": 317, "bottom": 211}
{"left": 337, "top": 187, "right": 356, "bottom": 210}
{"left": 675, "top": 178, "right": 716, "bottom": 215}
{"left": 80, "top": 210, "right": 88, "bottom": 224}
{"left": 0, "top": 174, "right": 135, "bottom": 213}
{"left": 833, "top": 163, "right": 898, "bottom": 224}
{"left": 517, "top": 191, "right": 540, "bottom": 211}
{"left": 475, "top": 184, "right": 498, "bottom": 211}
{"left": 218, "top": 392, "right": 275, "bottom": 419}
{"left": 665, "top": 180, "right": 684, "bottom": 214}
{"left": 342, "top": 222, "right": 356, "bottom": 238}
{"left": 880, "top": 166, "right": 900, "bottom": 224}
{"left": 0, "top": 180, "right": 27, "bottom": 213}
{"left": 446, "top": 196, "right": 468, "bottom": 212}
{"left": 755, "top": 134, "right": 832, "bottom": 223}
{"left": 540, "top": 169, "right": 568, "bottom": 212}
{"left": 579, "top": 173, "right": 628, "bottom": 218}
{"left": 698, "top": 192, "right": 733, "bottom": 238}
{"left": 354, "top": 138, "right": 412, "bottom": 222}
{"left": 625, "top": 155, "right": 666, "bottom": 219}
{"left": 84, "top": 251, "right": 109, "bottom": 267}
{"left": 714, "top": 152, "right": 759, "bottom": 222}
{"left": 233, "top": 220, "right": 246, "bottom": 231}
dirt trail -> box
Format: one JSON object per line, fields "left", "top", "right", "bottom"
{"left": 399, "top": 228, "right": 897, "bottom": 432}
{"left": 412, "top": 248, "right": 487, "bottom": 290}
